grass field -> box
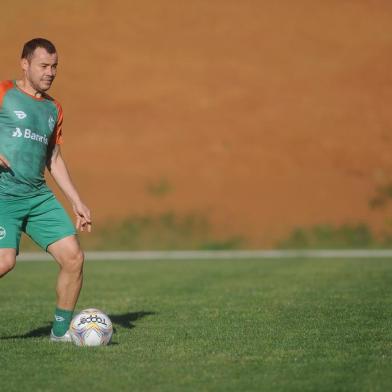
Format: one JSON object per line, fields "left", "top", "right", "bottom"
{"left": 1, "top": 258, "right": 392, "bottom": 391}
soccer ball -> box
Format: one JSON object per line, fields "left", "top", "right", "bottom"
{"left": 70, "top": 308, "right": 113, "bottom": 346}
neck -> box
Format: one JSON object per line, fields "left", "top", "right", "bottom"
{"left": 16, "top": 79, "right": 43, "bottom": 98}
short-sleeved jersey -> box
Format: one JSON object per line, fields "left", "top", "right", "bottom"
{"left": 0, "top": 80, "right": 63, "bottom": 198}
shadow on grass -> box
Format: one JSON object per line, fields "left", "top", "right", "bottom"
{"left": 0, "top": 324, "right": 52, "bottom": 340}
{"left": 109, "top": 311, "right": 156, "bottom": 330}
{"left": 0, "top": 311, "right": 156, "bottom": 340}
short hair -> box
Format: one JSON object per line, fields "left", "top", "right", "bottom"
{"left": 21, "top": 38, "right": 57, "bottom": 61}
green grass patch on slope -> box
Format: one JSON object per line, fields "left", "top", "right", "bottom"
{"left": 18, "top": 212, "right": 243, "bottom": 252}
{"left": 78, "top": 212, "right": 243, "bottom": 251}
{"left": 277, "top": 223, "right": 392, "bottom": 249}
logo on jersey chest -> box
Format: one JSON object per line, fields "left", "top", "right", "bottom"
{"left": 13, "top": 110, "right": 55, "bottom": 130}
{"left": 12, "top": 128, "right": 48, "bottom": 145}
{"left": 48, "top": 115, "right": 55, "bottom": 131}
{"left": 14, "top": 110, "right": 27, "bottom": 119}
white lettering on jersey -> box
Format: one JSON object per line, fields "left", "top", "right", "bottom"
{"left": 12, "top": 128, "right": 48, "bottom": 145}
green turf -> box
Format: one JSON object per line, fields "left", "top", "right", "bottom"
{"left": 1, "top": 258, "right": 392, "bottom": 391}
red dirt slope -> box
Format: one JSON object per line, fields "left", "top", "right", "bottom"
{"left": 1, "top": 1, "right": 392, "bottom": 246}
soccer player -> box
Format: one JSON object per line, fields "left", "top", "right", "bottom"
{"left": 0, "top": 38, "right": 91, "bottom": 342}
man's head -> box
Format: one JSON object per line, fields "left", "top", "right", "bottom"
{"left": 21, "top": 38, "right": 58, "bottom": 93}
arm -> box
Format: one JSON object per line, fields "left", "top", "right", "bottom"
{"left": 47, "top": 145, "right": 92, "bottom": 232}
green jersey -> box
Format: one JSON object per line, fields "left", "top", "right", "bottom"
{"left": 0, "top": 80, "right": 63, "bottom": 198}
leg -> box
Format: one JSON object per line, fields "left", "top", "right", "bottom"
{"left": 24, "top": 194, "right": 79, "bottom": 308}
{"left": 48, "top": 235, "right": 84, "bottom": 310}
{"left": 0, "top": 248, "right": 16, "bottom": 278}
{"left": 0, "top": 198, "right": 25, "bottom": 276}
{"left": 23, "top": 194, "right": 79, "bottom": 339}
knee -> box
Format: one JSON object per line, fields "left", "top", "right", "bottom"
{"left": 0, "top": 253, "right": 16, "bottom": 277}
{"left": 61, "top": 249, "right": 84, "bottom": 274}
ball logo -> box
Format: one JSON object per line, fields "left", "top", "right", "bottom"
{"left": 0, "top": 227, "right": 6, "bottom": 240}
{"left": 78, "top": 314, "right": 108, "bottom": 327}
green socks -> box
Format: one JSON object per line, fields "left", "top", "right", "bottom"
{"left": 52, "top": 307, "right": 73, "bottom": 337}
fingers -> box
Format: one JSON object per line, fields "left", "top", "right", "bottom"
{"left": 75, "top": 215, "right": 82, "bottom": 231}
{"left": 73, "top": 202, "right": 92, "bottom": 233}
{"left": 84, "top": 221, "right": 92, "bottom": 233}
{"left": 84, "top": 211, "right": 92, "bottom": 226}
{"left": 85, "top": 219, "right": 92, "bottom": 232}
{"left": 0, "top": 155, "right": 11, "bottom": 169}
{"left": 75, "top": 208, "right": 92, "bottom": 233}
{"left": 82, "top": 214, "right": 92, "bottom": 232}
{"left": 79, "top": 219, "right": 92, "bottom": 233}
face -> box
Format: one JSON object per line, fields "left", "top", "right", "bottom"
{"left": 21, "top": 47, "right": 58, "bottom": 92}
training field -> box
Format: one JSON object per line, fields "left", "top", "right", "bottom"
{"left": 1, "top": 257, "right": 392, "bottom": 391}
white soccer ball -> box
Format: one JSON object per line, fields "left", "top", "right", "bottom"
{"left": 70, "top": 308, "right": 113, "bottom": 346}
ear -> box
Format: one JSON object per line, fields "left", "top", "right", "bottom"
{"left": 20, "top": 58, "right": 29, "bottom": 72}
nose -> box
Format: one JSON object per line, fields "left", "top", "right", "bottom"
{"left": 46, "top": 67, "right": 56, "bottom": 77}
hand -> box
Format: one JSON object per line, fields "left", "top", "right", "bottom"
{"left": 72, "top": 201, "right": 92, "bottom": 233}
{"left": 0, "top": 154, "right": 10, "bottom": 169}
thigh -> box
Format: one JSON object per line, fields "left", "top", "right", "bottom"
{"left": 24, "top": 193, "right": 77, "bottom": 252}
{"left": 0, "top": 198, "right": 27, "bottom": 253}
{"left": 0, "top": 248, "right": 17, "bottom": 268}
{"left": 47, "top": 234, "right": 83, "bottom": 266}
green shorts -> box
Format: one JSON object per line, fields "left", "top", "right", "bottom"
{"left": 0, "top": 192, "right": 76, "bottom": 253}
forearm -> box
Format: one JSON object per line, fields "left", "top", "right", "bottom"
{"left": 48, "top": 155, "right": 82, "bottom": 206}
{"left": 47, "top": 146, "right": 91, "bottom": 231}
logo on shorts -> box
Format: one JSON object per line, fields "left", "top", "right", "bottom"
{"left": 0, "top": 227, "right": 6, "bottom": 240}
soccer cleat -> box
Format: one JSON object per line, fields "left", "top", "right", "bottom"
{"left": 50, "top": 329, "right": 72, "bottom": 342}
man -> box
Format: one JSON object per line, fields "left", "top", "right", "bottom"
{"left": 0, "top": 38, "right": 91, "bottom": 342}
